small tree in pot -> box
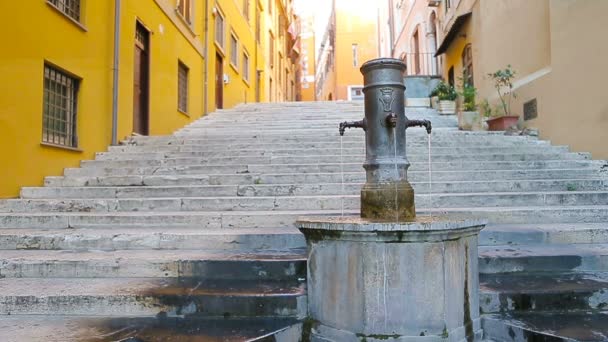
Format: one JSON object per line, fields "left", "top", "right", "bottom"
{"left": 457, "top": 83, "right": 480, "bottom": 130}
{"left": 486, "top": 65, "right": 519, "bottom": 131}
{"left": 432, "top": 81, "right": 458, "bottom": 115}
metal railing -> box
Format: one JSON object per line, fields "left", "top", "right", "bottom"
{"left": 402, "top": 52, "right": 441, "bottom": 77}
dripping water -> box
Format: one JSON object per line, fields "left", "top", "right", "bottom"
{"left": 428, "top": 132, "right": 433, "bottom": 218}
{"left": 340, "top": 134, "right": 345, "bottom": 216}
{"left": 393, "top": 128, "right": 399, "bottom": 222}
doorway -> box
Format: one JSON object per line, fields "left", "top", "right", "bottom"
{"left": 133, "top": 22, "right": 150, "bottom": 135}
{"left": 215, "top": 53, "right": 224, "bottom": 109}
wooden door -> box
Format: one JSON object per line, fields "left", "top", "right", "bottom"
{"left": 133, "top": 22, "right": 149, "bottom": 135}
{"left": 215, "top": 53, "right": 223, "bottom": 109}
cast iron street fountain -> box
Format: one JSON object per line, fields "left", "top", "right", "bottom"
{"left": 296, "top": 58, "right": 487, "bottom": 341}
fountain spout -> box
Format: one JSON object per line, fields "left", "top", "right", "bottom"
{"left": 406, "top": 119, "right": 432, "bottom": 134}
{"left": 339, "top": 119, "right": 366, "bottom": 136}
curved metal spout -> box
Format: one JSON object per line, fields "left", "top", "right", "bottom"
{"left": 406, "top": 119, "right": 432, "bottom": 134}
{"left": 339, "top": 119, "right": 366, "bottom": 136}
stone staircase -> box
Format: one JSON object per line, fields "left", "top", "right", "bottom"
{"left": 0, "top": 101, "right": 607, "bottom": 341}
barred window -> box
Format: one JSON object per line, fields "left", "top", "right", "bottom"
{"left": 43, "top": 64, "right": 79, "bottom": 147}
{"left": 48, "top": 0, "right": 81, "bottom": 22}
{"left": 230, "top": 34, "right": 239, "bottom": 68}
{"left": 243, "top": 51, "right": 250, "bottom": 82}
{"left": 215, "top": 8, "right": 225, "bottom": 49}
{"left": 178, "top": 62, "right": 189, "bottom": 113}
{"left": 177, "top": 0, "right": 192, "bottom": 24}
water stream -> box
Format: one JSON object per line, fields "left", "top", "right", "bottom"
{"left": 428, "top": 133, "right": 433, "bottom": 218}
{"left": 340, "top": 135, "right": 345, "bottom": 216}
{"left": 393, "top": 129, "right": 399, "bottom": 222}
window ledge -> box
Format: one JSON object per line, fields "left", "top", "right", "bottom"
{"left": 215, "top": 42, "right": 226, "bottom": 56}
{"left": 41, "top": 142, "right": 83, "bottom": 152}
{"left": 229, "top": 62, "right": 239, "bottom": 74}
{"left": 243, "top": 78, "right": 250, "bottom": 87}
{"left": 178, "top": 109, "right": 190, "bottom": 117}
{"left": 46, "top": 1, "right": 88, "bottom": 32}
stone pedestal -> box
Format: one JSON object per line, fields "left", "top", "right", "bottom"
{"left": 296, "top": 216, "right": 486, "bottom": 342}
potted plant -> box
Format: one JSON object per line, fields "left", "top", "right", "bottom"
{"left": 486, "top": 65, "right": 519, "bottom": 130}
{"left": 432, "top": 81, "right": 458, "bottom": 115}
{"left": 457, "top": 83, "right": 480, "bottom": 131}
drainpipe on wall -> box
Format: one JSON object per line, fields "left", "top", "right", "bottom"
{"left": 111, "top": 0, "right": 121, "bottom": 145}
{"left": 203, "top": 0, "right": 209, "bottom": 115}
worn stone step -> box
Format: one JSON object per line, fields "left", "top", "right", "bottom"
{"left": 0, "top": 249, "right": 307, "bottom": 278}
{"left": 482, "top": 312, "right": 608, "bottom": 342}
{"left": 0, "top": 278, "right": 306, "bottom": 317}
{"left": 3, "top": 191, "right": 608, "bottom": 213}
{"left": 479, "top": 243, "right": 608, "bottom": 274}
{"left": 480, "top": 223, "right": 608, "bottom": 246}
{"left": 22, "top": 179, "right": 608, "bottom": 199}
{"left": 0, "top": 227, "right": 305, "bottom": 251}
{"left": 480, "top": 272, "right": 608, "bottom": 314}
{"left": 105, "top": 146, "right": 567, "bottom": 156}
{"left": 46, "top": 169, "right": 602, "bottom": 187}
{"left": 0, "top": 315, "right": 302, "bottom": 342}
{"left": 65, "top": 160, "right": 602, "bottom": 177}
{"left": 93, "top": 152, "right": 588, "bottom": 163}
{"left": 0, "top": 210, "right": 333, "bottom": 229}
{"left": 2, "top": 206, "right": 608, "bottom": 229}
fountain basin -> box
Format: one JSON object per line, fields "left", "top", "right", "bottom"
{"left": 296, "top": 215, "right": 486, "bottom": 342}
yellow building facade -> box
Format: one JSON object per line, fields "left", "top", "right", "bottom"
{"left": 0, "top": 0, "right": 298, "bottom": 198}
{"left": 314, "top": 0, "right": 379, "bottom": 101}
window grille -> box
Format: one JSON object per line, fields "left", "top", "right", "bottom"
{"left": 243, "top": 52, "right": 250, "bottom": 82}
{"left": 215, "top": 9, "right": 225, "bottom": 49}
{"left": 48, "top": 0, "right": 81, "bottom": 22}
{"left": 230, "top": 34, "right": 239, "bottom": 67}
{"left": 43, "top": 64, "right": 79, "bottom": 147}
{"left": 178, "top": 62, "right": 189, "bottom": 113}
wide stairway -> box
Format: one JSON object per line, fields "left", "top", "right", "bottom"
{"left": 0, "top": 101, "right": 607, "bottom": 341}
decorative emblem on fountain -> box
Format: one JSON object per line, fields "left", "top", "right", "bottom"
{"left": 378, "top": 87, "right": 394, "bottom": 112}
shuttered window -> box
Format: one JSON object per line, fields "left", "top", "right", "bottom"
{"left": 178, "top": 62, "right": 189, "bottom": 113}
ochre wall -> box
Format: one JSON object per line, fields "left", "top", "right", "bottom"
{"left": 334, "top": 0, "right": 378, "bottom": 100}
{"left": 0, "top": 1, "right": 115, "bottom": 198}
{"left": 0, "top": 0, "right": 296, "bottom": 198}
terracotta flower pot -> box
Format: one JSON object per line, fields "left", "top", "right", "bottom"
{"left": 486, "top": 115, "right": 519, "bottom": 131}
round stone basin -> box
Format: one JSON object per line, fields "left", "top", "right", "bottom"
{"left": 295, "top": 215, "right": 487, "bottom": 341}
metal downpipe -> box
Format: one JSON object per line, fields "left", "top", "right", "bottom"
{"left": 111, "top": 0, "right": 121, "bottom": 145}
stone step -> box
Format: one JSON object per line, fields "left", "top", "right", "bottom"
{"left": 0, "top": 227, "right": 305, "bottom": 251}
{"left": 126, "top": 134, "right": 541, "bottom": 146}
{"left": 46, "top": 169, "right": 602, "bottom": 187}
{"left": 65, "top": 160, "right": 601, "bottom": 177}
{"left": 3, "top": 191, "right": 608, "bottom": 213}
{"left": 480, "top": 223, "right": 608, "bottom": 246}
{"left": 0, "top": 249, "right": 307, "bottom": 278}
{"left": 479, "top": 272, "right": 608, "bottom": 313}
{"left": 3, "top": 223, "right": 605, "bottom": 252}
{"left": 482, "top": 312, "right": 608, "bottom": 342}
{"left": 0, "top": 278, "right": 306, "bottom": 317}
{"left": 479, "top": 243, "right": 608, "bottom": 274}
{"left": 22, "top": 179, "right": 608, "bottom": 199}
{"left": 106, "top": 145, "right": 566, "bottom": 156}
{"left": 0, "top": 315, "right": 302, "bottom": 342}
{"left": 93, "top": 152, "right": 588, "bottom": 163}
{"left": 1, "top": 205, "right": 608, "bottom": 230}
{"left": 114, "top": 139, "right": 551, "bottom": 150}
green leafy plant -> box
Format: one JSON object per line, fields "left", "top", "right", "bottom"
{"left": 459, "top": 85, "right": 477, "bottom": 111}
{"left": 431, "top": 81, "right": 458, "bottom": 101}
{"left": 487, "top": 65, "right": 517, "bottom": 116}
{"left": 480, "top": 99, "right": 506, "bottom": 118}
